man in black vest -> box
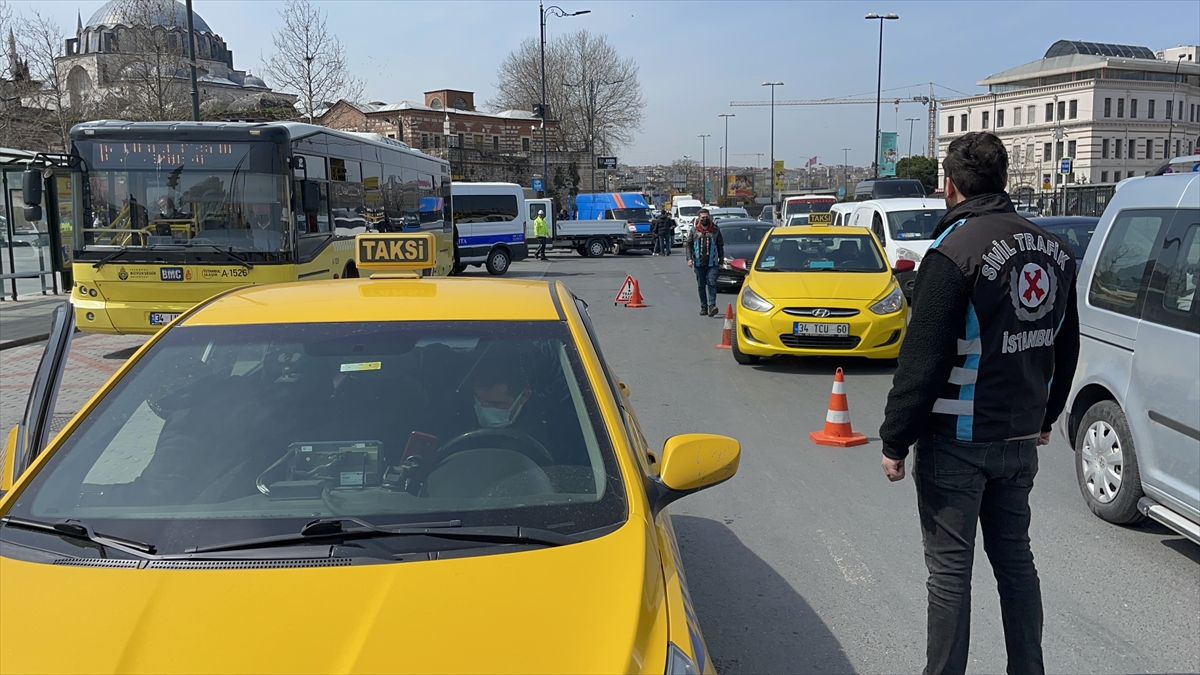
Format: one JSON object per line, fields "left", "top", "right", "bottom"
{"left": 880, "top": 132, "right": 1079, "bottom": 675}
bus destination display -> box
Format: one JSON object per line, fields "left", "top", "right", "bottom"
{"left": 89, "top": 142, "right": 257, "bottom": 170}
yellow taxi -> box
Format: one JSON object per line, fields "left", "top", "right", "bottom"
{"left": 0, "top": 233, "right": 738, "bottom": 674}
{"left": 729, "top": 221, "right": 911, "bottom": 363}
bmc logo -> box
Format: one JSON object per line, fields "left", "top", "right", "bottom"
{"left": 161, "top": 267, "right": 185, "bottom": 281}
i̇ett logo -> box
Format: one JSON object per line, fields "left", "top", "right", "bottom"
{"left": 117, "top": 267, "right": 128, "bottom": 281}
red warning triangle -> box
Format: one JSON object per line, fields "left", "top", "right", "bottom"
{"left": 614, "top": 275, "right": 635, "bottom": 304}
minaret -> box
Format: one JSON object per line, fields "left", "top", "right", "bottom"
{"left": 76, "top": 10, "right": 83, "bottom": 37}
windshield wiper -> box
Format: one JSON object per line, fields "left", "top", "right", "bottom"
{"left": 1, "top": 515, "right": 157, "bottom": 557}
{"left": 187, "top": 517, "right": 576, "bottom": 554}
{"left": 92, "top": 247, "right": 134, "bottom": 270}
{"left": 184, "top": 244, "right": 254, "bottom": 270}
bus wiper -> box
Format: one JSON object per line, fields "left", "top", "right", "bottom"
{"left": 92, "top": 247, "right": 133, "bottom": 270}
{"left": 184, "top": 244, "right": 254, "bottom": 270}
{"left": 187, "top": 517, "right": 576, "bottom": 554}
{"left": 1, "top": 515, "right": 157, "bottom": 557}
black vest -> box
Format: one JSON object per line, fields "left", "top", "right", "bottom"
{"left": 925, "top": 194, "right": 1076, "bottom": 442}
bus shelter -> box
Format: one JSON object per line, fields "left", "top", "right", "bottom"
{"left": 1, "top": 148, "right": 73, "bottom": 300}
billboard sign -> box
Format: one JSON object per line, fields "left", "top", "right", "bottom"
{"left": 880, "top": 132, "right": 899, "bottom": 177}
{"left": 597, "top": 156, "right": 618, "bottom": 169}
{"left": 727, "top": 173, "right": 755, "bottom": 198}
{"left": 773, "top": 160, "right": 785, "bottom": 191}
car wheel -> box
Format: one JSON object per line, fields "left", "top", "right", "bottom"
{"left": 731, "top": 322, "right": 759, "bottom": 365}
{"left": 586, "top": 239, "right": 606, "bottom": 258}
{"left": 576, "top": 245, "right": 588, "bottom": 257}
{"left": 451, "top": 263, "right": 467, "bottom": 276}
{"left": 486, "top": 248, "right": 511, "bottom": 276}
{"left": 1075, "top": 400, "right": 1144, "bottom": 524}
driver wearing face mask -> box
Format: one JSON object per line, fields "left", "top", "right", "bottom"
{"left": 472, "top": 362, "right": 533, "bottom": 429}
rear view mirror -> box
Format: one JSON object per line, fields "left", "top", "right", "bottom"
{"left": 650, "top": 433, "right": 740, "bottom": 513}
{"left": 893, "top": 259, "right": 916, "bottom": 273}
{"left": 299, "top": 181, "right": 320, "bottom": 213}
{"left": 730, "top": 258, "right": 747, "bottom": 272}
{"left": 21, "top": 170, "right": 43, "bottom": 222}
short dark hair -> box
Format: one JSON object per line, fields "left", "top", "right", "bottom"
{"left": 472, "top": 357, "right": 528, "bottom": 394}
{"left": 943, "top": 132, "right": 1008, "bottom": 198}
{"left": 698, "top": 208, "right": 710, "bottom": 215}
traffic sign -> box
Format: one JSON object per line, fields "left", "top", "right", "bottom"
{"left": 1059, "top": 157, "right": 1073, "bottom": 174}
{"left": 597, "top": 156, "right": 618, "bottom": 169}
{"left": 614, "top": 275, "right": 635, "bottom": 304}
{"left": 531, "top": 178, "right": 545, "bottom": 192}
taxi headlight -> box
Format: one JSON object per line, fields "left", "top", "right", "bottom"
{"left": 665, "top": 642, "right": 700, "bottom": 675}
{"left": 870, "top": 285, "right": 905, "bottom": 315}
{"left": 740, "top": 286, "right": 774, "bottom": 313}
{"left": 720, "top": 256, "right": 732, "bottom": 269}
{"left": 896, "top": 247, "right": 923, "bottom": 264}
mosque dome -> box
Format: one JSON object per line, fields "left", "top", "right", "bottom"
{"left": 85, "top": 0, "right": 213, "bottom": 33}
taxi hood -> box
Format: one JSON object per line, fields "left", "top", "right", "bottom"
{"left": 748, "top": 269, "right": 893, "bottom": 301}
{"left": 0, "top": 521, "right": 668, "bottom": 674}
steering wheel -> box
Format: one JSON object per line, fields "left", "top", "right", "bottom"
{"left": 436, "top": 428, "right": 554, "bottom": 467}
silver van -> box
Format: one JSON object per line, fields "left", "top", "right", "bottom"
{"left": 1062, "top": 168, "right": 1199, "bottom": 543}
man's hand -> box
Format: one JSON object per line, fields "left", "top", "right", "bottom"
{"left": 686, "top": 259, "right": 693, "bottom": 267}
{"left": 1037, "top": 431, "right": 1051, "bottom": 446}
{"left": 882, "top": 455, "right": 906, "bottom": 482}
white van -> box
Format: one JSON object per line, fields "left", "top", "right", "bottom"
{"left": 451, "top": 182, "right": 529, "bottom": 275}
{"left": 848, "top": 197, "right": 947, "bottom": 296}
{"left": 830, "top": 202, "right": 855, "bottom": 226}
{"left": 1061, "top": 168, "right": 1199, "bottom": 543}
{"left": 671, "top": 198, "right": 704, "bottom": 243}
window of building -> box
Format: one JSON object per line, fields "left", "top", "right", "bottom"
{"left": 1014, "top": 107, "right": 1022, "bottom": 125}
{"left": 997, "top": 109, "right": 1005, "bottom": 128}
{"left": 1114, "top": 171, "right": 1121, "bottom": 181}
{"left": 1101, "top": 171, "right": 1109, "bottom": 183}
{"left": 960, "top": 114, "right": 968, "bottom": 131}
{"left": 947, "top": 115, "right": 954, "bottom": 133}
{"left": 1069, "top": 99, "right": 1078, "bottom": 119}
{"left": 434, "top": 135, "right": 441, "bottom": 149}
{"left": 1026, "top": 143, "right": 1034, "bottom": 162}
{"left": 1117, "top": 98, "right": 1124, "bottom": 118}
{"left": 1128, "top": 138, "right": 1135, "bottom": 159}
{"left": 1057, "top": 100, "right": 1066, "bottom": 120}
{"left": 522, "top": 137, "right": 531, "bottom": 152}
{"left": 1166, "top": 100, "right": 1173, "bottom": 120}
{"left": 982, "top": 110, "right": 990, "bottom": 129}
{"left": 1067, "top": 140, "right": 1076, "bottom": 158}
{"left": 1102, "top": 138, "right": 1110, "bottom": 159}
{"left": 1055, "top": 141, "right": 1064, "bottom": 160}
{"left": 1145, "top": 138, "right": 1152, "bottom": 159}
{"left": 1115, "top": 139, "right": 1122, "bottom": 159}
{"left": 1027, "top": 105, "right": 1036, "bottom": 124}
{"left": 1045, "top": 102, "right": 1054, "bottom": 122}
{"left": 1088, "top": 209, "right": 1170, "bottom": 317}
{"left": 456, "top": 133, "right": 464, "bottom": 148}
{"left": 1043, "top": 142, "right": 1052, "bottom": 162}
{"left": 1055, "top": 173, "right": 1063, "bottom": 185}
{"left": 493, "top": 135, "right": 500, "bottom": 151}
{"left": 1130, "top": 98, "right": 1138, "bottom": 118}
{"left": 1175, "top": 139, "right": 1181, "bottom": 157}
{"left": 421, "top": 133, "right": 429, "bottom": 149}
{"left": 473, "top": 134, "right": 483, "bottom": 149}
{"left": 1147, "top": 99, "right": 1155, "bottom": 119}
{"left": 1104, "top": 97, "right": 1112, "bottom": 117}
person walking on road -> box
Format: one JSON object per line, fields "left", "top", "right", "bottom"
{"left": 533, "top": 210, "right": 550, "bottom": 261}
{"left": 685, "top": 208, "right": 724, "bottom": 316}
{"left": 661, "top": 212, "right": 675, "bottom": 256}
{"left": 879, "top": 132, "right": 1080, "bottom": 675}
{"left": 651, "top": 211, "right": 672, "bottom": 256}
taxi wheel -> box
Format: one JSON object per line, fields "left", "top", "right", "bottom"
{"left": 486, "top": 248, "right": 511, "bottom": 276}
{"left": 731, "top": 322, "right": 759, "bottom": 365}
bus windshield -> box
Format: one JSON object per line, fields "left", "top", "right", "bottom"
{"left": 75, "top": 140, "right": 289, "bottom": 257}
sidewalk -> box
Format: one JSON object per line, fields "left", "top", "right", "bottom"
{"left": 0, "top": 295, "right": 69, "bottom": 350}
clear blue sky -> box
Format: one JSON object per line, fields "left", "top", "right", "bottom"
{"left": 14, "top": 0, "right": 1200, "bottom": 167}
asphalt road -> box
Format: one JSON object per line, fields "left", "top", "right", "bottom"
{"left": 3, "top": 250, "right": 1197, "bottom": 674}
{"left": 495, "top": 248, "right": 1200, "bottom": 675}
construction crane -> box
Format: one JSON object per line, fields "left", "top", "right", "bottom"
{"left": 730, "top": 153, "right": 766, "bottom": 169}
{"left": 731, "top": 85, "right": 943, "bottom": 160}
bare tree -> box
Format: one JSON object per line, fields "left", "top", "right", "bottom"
{"left": 261, "top": 0, "right": 362, "bottom": 123}
{"left": 18, "top": 10, "right": 76, "bottom": 149}
{"left": 489, "top": 29, "right": 645, "bottom": 154}
{"left": 104, "top": 0, "right": 191, "bottom": 121}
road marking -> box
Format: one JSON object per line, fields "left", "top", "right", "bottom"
{"left": 816, "top": 529, "right": 875, "bottom": 585}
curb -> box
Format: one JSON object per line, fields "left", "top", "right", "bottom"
{"left": 0, "top": 333, "right": 50, "bottom": 351}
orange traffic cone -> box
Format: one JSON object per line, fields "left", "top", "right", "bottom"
{"left": 809, "top": 367, "right": 868, "bottom": 447}
{"left": 717, "top": 304, "right": 734, "bottom": 348}
{"left": 626, "top": 279, "right": 647, "bottom": 308}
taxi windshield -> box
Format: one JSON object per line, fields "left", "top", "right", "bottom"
{"left": 4, "top": 321, "right": 626, "bottom": 556}
{"left": 755, "top": 234, "right": 886, "bottom": 272}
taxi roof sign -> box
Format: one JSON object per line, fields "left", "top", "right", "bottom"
{"left": 808, "top": 212, "right": 833, "bottom": 226}
{"left": 355, "top": 233, "right": 435, "bottom": 275}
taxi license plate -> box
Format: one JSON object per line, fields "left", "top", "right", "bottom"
{"left": 793, "top": 322, "right": 849, "bottom": 336}
{"left": 149, "top": 312, "right": 180, "bottom": 326}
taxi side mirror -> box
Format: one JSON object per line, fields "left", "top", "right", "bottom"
{"left": 730, "top": 258, "right": 747, "bottom": 272}
{"left": 649, "top": 433, "right": 740, "bottom": 514}
{"left": 893, "top": 259, "right": 916, "bottom": 274}
{"left": 2, "top": 426, "right": 18, "bottom": 492}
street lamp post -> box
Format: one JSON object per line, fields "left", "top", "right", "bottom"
{"left": 762, "top": 81, "right": 783, "bottom": 207}
{"left": 865, "top": 13, "right": 898, "bottom": 178}
{"left": 698, "top": 134, "right": 711, "bottom": 202}
{"left": 904, "top": 117, "right": 919, "bottom": 177}
{"left": 719, "top": 113, "right": 735, "bottom": 205}
{"left": 539, "top": 2, "right": 590, "bottom": 198}
{"left": 841, "top": 147, "right": 851, "bottom": 198}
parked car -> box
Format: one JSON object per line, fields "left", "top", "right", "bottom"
{"left": 846, "top": 198, "right": 948, "bottom": 297}
{"left": 852, "top": 178, "right": 926, "bottom": 201}
{"left": 714, "top": 218, "right": 774, "bottom": 291}
{"left": 1061, "top": 171, "right": 1198, "bottom": 544}
{"left": 708, "top": 207, "right": 750, "bottom": 221}
{"left": 757, "top": 205, "right": 775, "bottom": 223}
{"left": 1029, "top": 216, "right": 1100, "bottom": 270}
{"left": 830, "top": 202, "right": 855, "bottom": 226}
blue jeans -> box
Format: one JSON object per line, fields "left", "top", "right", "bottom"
{"left": 661, "top": 233, "right": 673, "bottom": 255}
{"left": 694, "top": 265, "right": 718, "bottom": 307}
{"left": 653, "top": 235, "right": 665, "bottom": 255}
{"left": 913, "top": 435, "right": 1043, "bottom": 675}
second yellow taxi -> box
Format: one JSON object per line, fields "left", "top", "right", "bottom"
{"left": 730, "top": 223, "right": 911, "bottom": 363}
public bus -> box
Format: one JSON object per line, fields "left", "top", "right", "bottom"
{"left": 60, "top": 120, "right": 452, "bottom": 334}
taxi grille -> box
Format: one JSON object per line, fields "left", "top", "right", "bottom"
{"left": 782, "top": 307, "right": 860, "bottom": 317}
{"left": 779, "top": 334, "right": 862, "bottom": 350}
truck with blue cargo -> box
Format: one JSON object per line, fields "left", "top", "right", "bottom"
{"left": 573, "top": 193, "right": 656, "bottom": 253}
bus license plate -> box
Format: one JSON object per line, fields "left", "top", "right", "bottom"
{"left": 793, "top": 322, "right": 849, "bottom": 336}
{"left": 149, "top": 312, "right": 180, "bottom": 326}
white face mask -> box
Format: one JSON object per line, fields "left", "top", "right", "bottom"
{"left": 473, "top": 391, "right": 529, "bottom": 428}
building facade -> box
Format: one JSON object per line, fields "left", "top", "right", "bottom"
{"left": 938, "top": 41, "right": 1200, "bottom": 206}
